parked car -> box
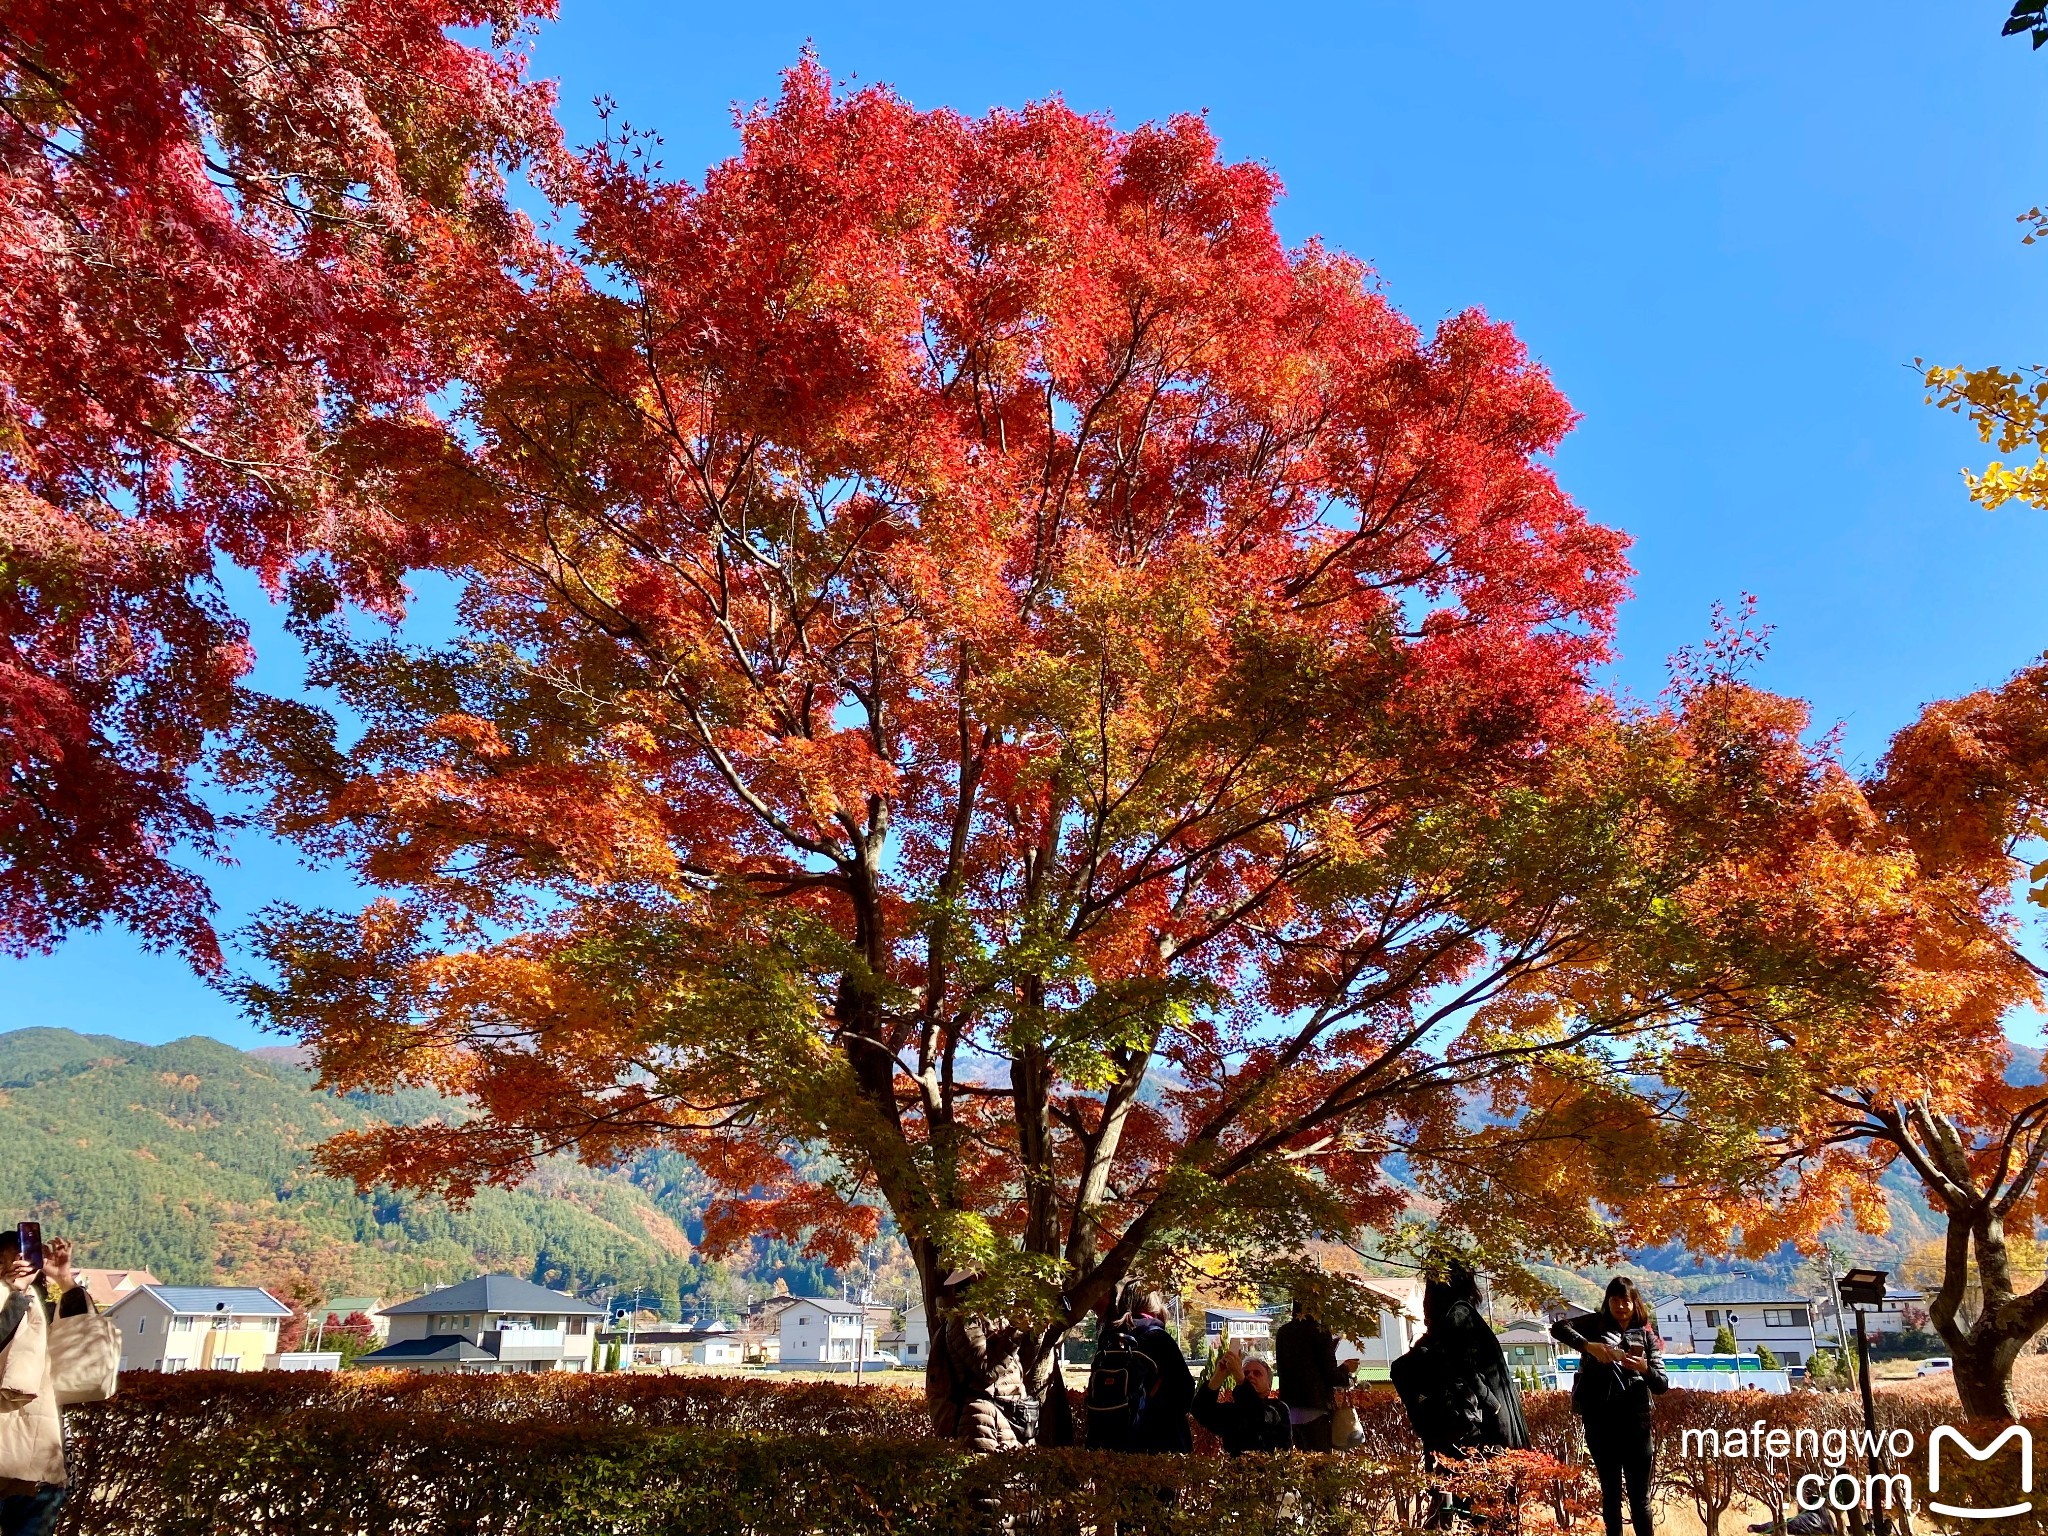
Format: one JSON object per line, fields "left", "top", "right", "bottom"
{"left": 862, "top": 1351, "right": 901, "bottom": 1369}
{"left": 1917, "top": 1357, "right": 1953, "bottom": 1376}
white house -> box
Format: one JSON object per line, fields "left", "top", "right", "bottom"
{"left": 1651, "top": 1295, "right": 1688, "bottom": 1343}
{"left": 110, "top": 1285, "right": 292, "bottom": 1373}
{"left": 357, "top": 1274, "right": 602, "bottom": 1373}
{"left": 1204, "top": 1307, "right": 1272, "bottom": 1353}
{"left": 901, "top": 1300, "right": 930, "bottom": 1367}
{"left": 777, "top": 1297, "right": 875, "bottom": 1367}
{"left": 1813, "top": 1286, "right": 1925, "bottom": 1343}
{"left": 1342, "top": 1277, "right": 1425, "bottom": 1381}
{"left": 1680, "top": 1281, "right": 1818, "bottom": 1365}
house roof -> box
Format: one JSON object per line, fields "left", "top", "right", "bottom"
{"left": 317, "top": 1296, "right": 382, "bottom": 1318}
{"left": 1685, "top": 1281, "right": 1811, "bottom": 1306}
{"left": 357, "top": 1337, "right": 497, "bottom": 1365}
{"left": 78, "top": 1268, "right": 158, "bottom": 1295}
{"left": 115, "top": 1285, "right": 292, "bottom": 1318}
{"left": 1496, "top": 1324, "right": 1555, "bottom": 1345}
{"left": 381, "top": 1274, "right": 602, "bottom": 1317}
{"left": 1204, "top": 1307, "right": 1269, "bottom": 1323}
{"left": 781, "top": 1296, "right": 866, "bottom": 1316}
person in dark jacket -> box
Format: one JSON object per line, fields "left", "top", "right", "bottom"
{"left": 1391, "top": 1263, "right": 1530, "bottom": 1530}
{"left": 1192, "top": 1349, "right": 1294, "bottom": 1456}
{"left": 1551, "top": 1277, "right": 1669, "bottom": 1536}
{"left": 1123, "top": 1290, "right": 1196, "bottom": 1452}
{"left": 1400, "top": 1263, "right": 1531, "bottom": 1456}
{"left": 1274, "top": 1301, "right": 1346, "bottom": 1450}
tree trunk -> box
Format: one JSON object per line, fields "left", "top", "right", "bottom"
{"left": 1925, "top": 1205, "right": 2047, "bottom": 1422}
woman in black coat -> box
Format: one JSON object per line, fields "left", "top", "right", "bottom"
{"left": 1551, "top": 1277, "right": 1669, "bottom": 1536}
{"left": 1392, "top": 1262, "right": 1531, "bottom": 1460}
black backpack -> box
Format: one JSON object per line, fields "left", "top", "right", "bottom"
{"left": 1084, "top": 1322, "right": 1160, "bottom": 1449}
{"left": 1390, "top": 1336, "right": 1485, "bottom": 1452}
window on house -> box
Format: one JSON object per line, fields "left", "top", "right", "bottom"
{"left": 1703, "top": 1310, "right": 1720, "bottom": 1325}
{"left": 216, "top": 1356, "right": 240, "bottom": 1372}
{"left": 137, "top": 1319, "right": 147, "bottom": 1333}
{"left": 1762, "top": 1309, "right": 1807, "bottom": 1328}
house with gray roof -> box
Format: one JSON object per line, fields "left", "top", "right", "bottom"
{"left": 1677, "top": 1280, "right": 1817, "bottom": 1365}
{"left": 356, "top": 1274, "right": 603, "bottom": 1374}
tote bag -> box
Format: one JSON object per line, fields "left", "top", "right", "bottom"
{"left": 48, "top": 1311, "right": 118, "bottom": 1406}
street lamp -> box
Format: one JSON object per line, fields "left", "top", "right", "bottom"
{"left": 1839, "top": 1267, "right": 1891, "bottom": 1536}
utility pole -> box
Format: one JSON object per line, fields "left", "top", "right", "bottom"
{"left": 1819, "top": 1244, "right": 1850, "bottom": 1355}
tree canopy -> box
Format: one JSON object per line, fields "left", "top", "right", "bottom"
{"left": 224, "top": 67, "right": 1918, "bottom": 1407}
{"left": 0, "top": 0, "right": 555, "bottom": 965}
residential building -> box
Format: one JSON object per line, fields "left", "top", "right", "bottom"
{"left": 1813, "top": 1286, "right": 1926, "bottom": 1343}
{"left": 1678, "top": 1281, "right": 1817, "bottom": 1365}
{"left": 1651, "top": 1294, "right": 1688, "bottom": 1343}
{"left": 1341, "top": 1277, "right": 1426, "bottom": 1382}
{"left": 1203, "top": 1307, "right": 1272, "bottom": 1354}
{"left": 77, "top": 1268, "right": 159, "bottom": 1305}
{"left": 600, "top": 1324, "right": 745, "bottom": 1369}
{"left": 356, "top": 1274, "right": 602, "bottom": 1374}
{"left": 109, "top": 1285, "right": 291, "bottom": 1373}
{"left": 1497, "top": 1320, "right": 1560, "bottom": 1380}
{"left": 777, "top": 1296, "right": 875, "bottom": 1367}
{"left": 739, "top": 1294, "right": 799, "bottom": 1364}
{"left": 313, "top": 1295, "right": 389, "bottom": 1343}
{"left": 901, "top": 1299, "right": 930, "bottom": 1366}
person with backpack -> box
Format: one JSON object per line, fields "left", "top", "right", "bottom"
{"left": 1390, "top": 1264, "right": 1530, "bottom": 1528}
{"left": 1550, "top": 1277, "right": 1668, "bottom": 1536}
{"left": 1084, "top": 1289, "right": 1195, "bottom": 1452}
{"left": 1192, "top": 1348, "right": 1294, "bottom": 1456}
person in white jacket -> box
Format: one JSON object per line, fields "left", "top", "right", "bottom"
{"left": 0, "top": 1236, "right": 99, "bottom": 1536}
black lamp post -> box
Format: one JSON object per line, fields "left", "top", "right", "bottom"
{"left": 1839, "top": 1267, "right": 1890, "bottom": 1536}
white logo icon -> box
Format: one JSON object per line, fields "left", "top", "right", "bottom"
{"left": 1929, "top": 1424, "right": 2034, "bottom": 1519}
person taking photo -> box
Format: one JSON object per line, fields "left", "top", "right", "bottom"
{"left": 1192, "top": 1348, "right": 1293, "bottom": 1457}
{"left": 1551, "top": 1277, "right": 1669, "bottom": 1536}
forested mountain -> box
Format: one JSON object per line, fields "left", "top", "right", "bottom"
{"left": 0, "top": 1029, "right": 834, "bottom": 1313}
{"left": 0, "top": 1027, "right": 1953, "bottom": 1318}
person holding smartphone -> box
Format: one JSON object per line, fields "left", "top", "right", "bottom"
{"left": 1551, "top": 1277, "right": 1668, "bottom": 1536}
{"left": 1192, "top": 1348, "right": 1293, "bottom": 1456}
{"left": 0, "top": 1228, "right": 102, "bottom": 1536}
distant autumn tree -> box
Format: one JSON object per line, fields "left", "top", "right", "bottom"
{"left": 1689, "top": 662, "right": 2048, "bottom": 1419}
{"left": 237, "top": 65, "right": 1884, "bottom": 1434}
{"left": 0, "top": 0, "right": 555, "bottom": 964}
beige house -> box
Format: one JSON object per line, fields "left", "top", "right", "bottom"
{"left": 358, "top": 1274, "right": 602, "bottom": 1373}
{"left": 109, "top": 1285, "right": 291, "bottom": 1373}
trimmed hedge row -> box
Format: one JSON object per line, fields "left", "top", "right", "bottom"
{"left": 50, "top": 1369, "right": 2038, "bottom": 1535}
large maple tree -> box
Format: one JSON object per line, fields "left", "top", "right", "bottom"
{"left": 0, "top": 0, "right": 554, "bottom": 964}
{"left": 233, "top": 64, "right": 1891, "bottom": 1427}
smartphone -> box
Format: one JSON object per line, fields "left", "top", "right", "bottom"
{"left": 16, "top": 1222, "right": 42, "bottom": 1276}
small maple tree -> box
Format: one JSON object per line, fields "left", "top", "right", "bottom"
{"left": 0, "top": 0, "right": 556, "bottom": 964}
{"left": 1680, "top": 661, "right": 2048, "bottom": 1419}
{"left": 235, "top": 64, "right": 1884, "bottom": 1429}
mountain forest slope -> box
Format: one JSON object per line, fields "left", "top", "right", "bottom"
{"left": 0, "top": 1027, "right": 1954, "bottom": 1318}
{"left": 0, "top": 1028, "right": 835, "bottom": 1312}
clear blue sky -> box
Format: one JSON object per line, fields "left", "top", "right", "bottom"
{"left": 9, "top": 0, "right": 2048, "bottom": 1048}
